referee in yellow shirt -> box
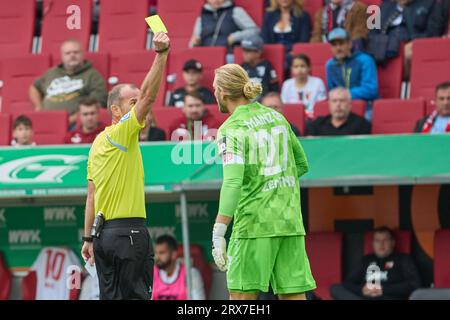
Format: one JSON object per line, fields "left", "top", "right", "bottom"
{"left": 81, "top": 32, "right": 170, "bottom": 300}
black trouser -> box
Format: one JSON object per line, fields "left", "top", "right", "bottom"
{"left": 330, "top": 284, "right": 397, "bottom": 300}
{"left": 93, "top": 218, "right": 154, "bottom": 300}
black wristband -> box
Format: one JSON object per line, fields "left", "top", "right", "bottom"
{"left": 155, "top": 46, "right": 170, "bottom": 54}
{"left": 82, "top": 236, "right": 93, "bottom": 243}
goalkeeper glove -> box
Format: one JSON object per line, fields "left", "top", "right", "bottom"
{"left": 212, "top": 223, "right": 228, "bottom": 272}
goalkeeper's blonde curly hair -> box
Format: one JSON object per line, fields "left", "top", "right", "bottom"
{"left": 214, "top": 64, "right": 262, "bottom": 101}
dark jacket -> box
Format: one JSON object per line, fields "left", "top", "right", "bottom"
{"left": 193, "top": 0, "right": 259, "bottom": 48}
{"left": 429, "top": 0, "right": 450, "bottom": 36}
{"left": 343, "top": 253, "right": 421, "bottom": 300}
{"left": 326, "top": 51, "right": 379, "bottom": 101}
{"left": 374, "top": 0, "right": 440, "bottom": 41}
{"left": 261, "top": 9, "right": 311, "bottom": 52}
{"left": 305, "top": 112, "right": 371, "bottom": 136}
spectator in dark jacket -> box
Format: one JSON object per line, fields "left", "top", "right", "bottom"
{"left": 139, "top": 111, "right": 166, "bottom": 142}
{"left": 305, "top": 87, "right": 371, "bottom": 136}
{"left": 414, "top": 82, "right": 450, "bottom": 134}
{"left": 190, "top": 0, "right": 259, "bottom": 51}
{"left": 429, "top": 0, "right": 450, "bottom": 37}
{"left": 326, "top": 28, "right": 379, "bottom": 103}
{"left": 331, "top": 226, "right": 421, "bottom": 300}
{"left": 367, "top": 0, "right": 439, "bottom": 76}
{"left": 311, "top": 0, "right": 369, "bottom": 52}
{"left": 240, "top": 35, "right": 279, "bottom": 96}
{"left": 262, "top": 0, "right": 311, "bottom": 70}
{"left": 169, "top": 59, "right": 215, "bottom": 107}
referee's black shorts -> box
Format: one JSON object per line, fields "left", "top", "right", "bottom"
{"left": 93, "top": 217, "right": 154, "bottom": 300}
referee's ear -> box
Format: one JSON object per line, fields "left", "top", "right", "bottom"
{"left": 110, "top": 104, "right": 122, "bottom": 122}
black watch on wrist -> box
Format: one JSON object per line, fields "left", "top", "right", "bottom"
{"left": 82, "top": 236, "right": 93, "bottom": 243}
{"left": 155, "top": 45, "right": 170, "bottom": 54}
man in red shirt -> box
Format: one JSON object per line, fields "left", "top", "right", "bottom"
{"left": 168, "top": 92, "right": 220, "bottom": 141}
{"left": 64, "top": 97, "right": 105, "bottom": 144}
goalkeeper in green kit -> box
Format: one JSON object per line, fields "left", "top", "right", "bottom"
{"left": 211, "top": 64, "right": 316, "bottom": 300}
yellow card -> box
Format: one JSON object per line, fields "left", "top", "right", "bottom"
{"left": 145, "top": 15, "right": 168, "bottom": 33}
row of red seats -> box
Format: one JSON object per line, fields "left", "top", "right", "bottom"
{"left": 2, "top": 37, "right": 449, "bottom": 115}
{"left": 306, "top": 229, "right": 450, "bottom": 300}
{"left": 0, "top": 98, "right": 436, "bottom": 146}
{"left": 0, "top": 0, "right": 384, "bottom": 58}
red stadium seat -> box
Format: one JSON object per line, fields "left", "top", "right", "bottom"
{"left": 0, "top": 0, "right": 35, "bottom": 58}
{"left": 1, "top": 55, "right": 51, "bottom": 114}
{"left": 283, "top": 104, "right": 305, "bottom": 135}
{"left": 291, "top": 43, "right": 332, "bottom": 83}
{"left": 377, "top": 53, "right": 403, "bottom": 99}
{"left": 109, "top": 51, "right": 166, "bottom": 106}
{"left": 363, "top": 230, "right": 412, "bottom": 255}
{"left": 40, "top": 0, "right": 93, "bottom": 56}
{"left": 313, "top": 100, "right": 366, "bottom": 118}
{"left": 22, "top": 270, "right": 37, "bottom": 300}
{"left": 360, "top": 0, "right": 382, "bottom": 5}
{"left": 425, "top": 100, "right": 436, "bottom": 116}
{"left": 306, "top": 232, "right": 343, "bottom": 300}
{"left": 372, "top": 99, "right": 425, "bottom": 134}
{"left": 153, "top": 107, "right": 184, "bottom": 139}
{"left": 234, "top": 0, "right": 264, "bottom": 27}
{"left": 11, "top": 111, "right": 69, "bottom": 145}
{"left": 0, "top": 252, "right": 12, "bottom": 300}
{"left": 304, "top": 0, "right": 324, "bottom": 23}
{"left": 0, "top": 114, "right": 11, "bottom": 146}
{"left": 434, "top": 229, "right": 450, "bottom": 288}
{"left": 176, "top": 244, "right": 213, "bottom": 298}
{"left": 170, "top": 47, "right": 227, "bottom": 93}
{"left": 52, "top": 52, "right": 110, "bottom": 83}
{"left": 98, "top": 0, "right": 149, "bottom": 53}
{"left": 157, "top": 0, "right": 203, "bottom": 53}
{"left": 233, "top": 44, "right": 286, "bottom": 85}
{"left": 204, "top": 104, "right": 229, "bottom": 126}
{"left": 410, "top": 38, "right": 450, "bottom": 101}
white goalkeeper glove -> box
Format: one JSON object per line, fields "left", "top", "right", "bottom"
{"left": 212, "top": 223, "right": 228, "bottom": 272}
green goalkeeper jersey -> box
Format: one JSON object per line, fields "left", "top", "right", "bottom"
{"left": 217, "top": 102, "right": 309, "bottom": 239}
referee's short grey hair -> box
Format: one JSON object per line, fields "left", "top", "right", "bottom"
{"left": 329, "top": 87, "right": 352, "bottom": 101}
{"left": 107, "top": 84, "right": 138, "bottom": 109}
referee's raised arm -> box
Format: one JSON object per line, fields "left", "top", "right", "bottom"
{"left": 135, "top": 32, "right": 170, "bottom": 124}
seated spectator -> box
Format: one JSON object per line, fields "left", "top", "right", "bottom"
{"left": 331, "top": 226, "right": 421, "bottom": 300}
{"left": 153, "top": 235, "right": 205, "bottom": 300}
{"left": 11, "top": 115, "right": 36, "bottom": 147}
{"left": 240, "top": 35, "right": 279, "bottom": 96}
{"left": 190, "top": 0, "right": 259, "bottom": 51}
{"left": 139, "top": 111, "right": 166, "bottom": 142}
{"left": 64, "top": 97, "right": 105, "bottom": 144}
{"left": 326, "top": 28, "right": 379, "bottom": 103}
{"left": 261, "top": 92, "right": 301, "bottom": 136}
{"left": 305, "top": 87, "right": 371, "bottom": 136}
{"left": 311, "top": 0, "right": 369, "bottom": 51}
{"left": 281, "top": 54, "right": 327, "bottom": 118}
{"left": 414, "top": 82, "right": 450, "bottom": 134}
{"left": 169, "top": 59, "right": 215, "bottom": 107}
{"left": 262, "top": 0, "right": 311, "bottom": 54}
{"left": 168, "top": 92, "right": 221, "bottom": 141}
{"left": 367, "top": 0, "right": 439, "bottom": 75}
{"left": 29, "top": 39, "right": 108, "bottom": 126}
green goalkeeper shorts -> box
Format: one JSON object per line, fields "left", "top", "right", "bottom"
{"left": 226, "top": 235, "right": 316, "bottom": 295}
